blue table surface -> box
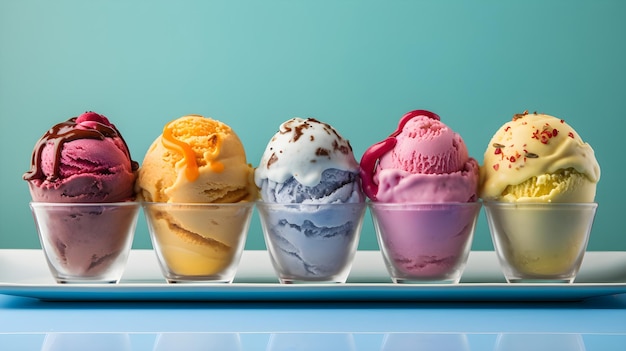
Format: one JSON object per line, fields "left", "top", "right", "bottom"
{"left": 1, "top": 293, "right": 625, "bottom": 350}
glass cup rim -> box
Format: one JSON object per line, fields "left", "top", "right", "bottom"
{"left": 141, "top": 201, "right": 255, "bottom": 208}
{"left": 368, "top": 201, "right": 482, "bottom": 209}
{"left": 29, "top": 201, "right": 140, "bottom": 208}
{"left": 255, "top": 201, "right": 366, "bottom": 208}
{"left": 483, "top": 201, "right": 598, "bottom": 209}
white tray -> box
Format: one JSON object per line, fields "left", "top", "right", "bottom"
{"left": 1, "top": 250, "right": 625, "bottom": 302}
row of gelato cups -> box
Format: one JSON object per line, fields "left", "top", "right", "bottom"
{"left": 24, "top": 109, "right": 600, "bottom": 286}
{"left": 29, "top": 200, "right": 597, "bottom": 285}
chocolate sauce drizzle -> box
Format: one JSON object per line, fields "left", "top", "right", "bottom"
{"left": 23, "top": 113, "right": 138, "bottom": 182}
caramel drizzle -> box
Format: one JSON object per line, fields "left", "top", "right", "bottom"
{"left": 161, "top": 120, "right": 224, "bottom": 182}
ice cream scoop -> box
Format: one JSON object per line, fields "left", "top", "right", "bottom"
{"left": 480, "top": 111, "right": 601, "bottom": 283}
{"left": 360, "top": 110, "right": 479, "bottom": 203}
{"left": 136, "top": 114, "right": 256, "bottom": 203}
{"left": 360, "top": 110, "right": 480, "bottom": 283}
{"left": 480, "top": 111, "right": 600, "bottom": 203}
{"left": 24, "top": 111, "right": 138, "bottom": 202}
{"left": 255, "top": 117, "right": 363, "bottom": 204}
{"left": 136, "top": 115, "right": 256, "bottom": 282}
{"left": 255, "top": 117, "right": 365, "bottom": 283}
{"left": 24, "top": 111, "right": 139, "bottom": 283}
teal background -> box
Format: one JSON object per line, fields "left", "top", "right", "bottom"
{"left": 1, "top": 0, "right": 624, "bottom": 251}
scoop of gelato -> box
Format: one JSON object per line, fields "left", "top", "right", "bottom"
{"left": 136, "top": 114, "right": 256, "bottom": 203}
{"left": 360, "top": 109, "right": 479, "bottom": 203}
{"left": 480, "top": 111, "right": 600, "bottom": 202}
{"left": 24, "top": 111, "right": 138, "bottom": 203}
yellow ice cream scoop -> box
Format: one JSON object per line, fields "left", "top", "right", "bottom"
{"left": 481, "top": 111, "right": 601, "bottom": 282}
{"left": 480, "top": 111, "right": 600, "bottom": 203}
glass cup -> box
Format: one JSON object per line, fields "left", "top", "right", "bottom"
{"left": 369, "top": 202, "right": 481, "bottom": 284}
{"left": 484, "top": 202, "right": 598, "bottom": 283}
{"left": 30, "top": 202, "right": 140, "bottom": 284}
{"left": 142, "top": 202, "right": 254, "bottom": 283}
{"left": 256, "top": 202, "right": 367, "bottom": 284}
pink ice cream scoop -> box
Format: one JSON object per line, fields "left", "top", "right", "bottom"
{"left": 24, "top": 112, "right": 139, "bottom": 281}
{"left": 360, "top": 109, "right": 479, "bottom": 203}
{"left": 360, "top": 110, "right": 480, "bottom": 283}
{"left": 24, "top": 111, "right": 138, "bottom": 202}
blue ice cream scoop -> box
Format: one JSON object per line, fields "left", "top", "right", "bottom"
{"left": 255, "top": 117, "right": 365, "bottom": 283}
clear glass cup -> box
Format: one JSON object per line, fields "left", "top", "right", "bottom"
{"left": 369, "top": 202, "right": 481, "bottom": 284}
{"left": 256, "top": 202, "right": 367, "bottom": 284}
{"left": 484, "top": 202, "right": 598, "bottom": 283}
{"left": 142, "top": 202, "right": 254, "bottom": 283}
{"left": 30, "top": 202, "right": 140, "bottom": 284}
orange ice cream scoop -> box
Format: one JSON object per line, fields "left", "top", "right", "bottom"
{"left": 136, "top": 114, "right": 257, "bottom": 203}
{"left": 136, "top": 115, "right": 257, "bottom": 280}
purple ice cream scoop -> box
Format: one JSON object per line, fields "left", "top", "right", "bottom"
{"left": 255, "top": 118, "right": 365, "bottom": 283}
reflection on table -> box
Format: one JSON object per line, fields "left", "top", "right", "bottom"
{"left": 1, "top": 332, "right": 623, "bottom": 350}
{"left": 153, "top": 332, "right": 242, "bottom": 351}
{"left": 495, "top": 333, "right": 585, "bottom": 351}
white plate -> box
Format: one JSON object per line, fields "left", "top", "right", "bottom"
{"left": 1, "top": 250, "right": 625, "bottom": 302}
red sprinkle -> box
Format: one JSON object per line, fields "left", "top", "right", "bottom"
{"left": 494, "top": 148, "right": 502, "bottom": 155}
{"left": 493, "top": 164, "right": 499, "bottom": 171}
{"left": 552, "top": 129, "right": 558, "bottom": 137}
{"left": 505, "top": 126, "right": 511, "bottom": 132}
{"left": 509, "top": 156, "right": 516, "bottom": 162}
{"left": 568, "top": 132, "right": 575, "bottom": 138}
